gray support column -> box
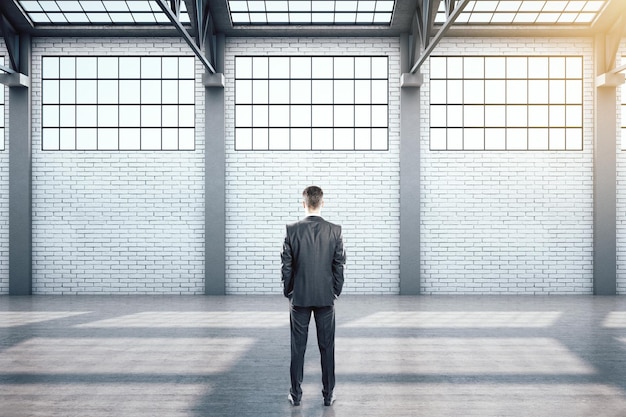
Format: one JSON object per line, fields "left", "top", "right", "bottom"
{"left": 204, "top": 33, "right": 226, "bottom": 295}
{"left": 399, "top": 34, "right": 422, "bottom": 295}
{"left": 8, "top": 34, "right": 31, "bottom": 295}
{"left": 593, "top": 35, "right": 617, "bottom": 295}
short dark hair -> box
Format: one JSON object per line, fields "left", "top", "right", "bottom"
{"left": 303, "top": 186, "right": 323, "bottom": 210}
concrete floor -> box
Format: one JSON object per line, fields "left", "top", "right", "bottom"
{"left": 1, "top": 295, "right": 626, "bottom": 417}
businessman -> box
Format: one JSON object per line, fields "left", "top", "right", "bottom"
{"left": 281, "top": 186, "right": 346, "bottom": 407}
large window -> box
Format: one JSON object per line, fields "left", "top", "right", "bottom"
{"left": 622, "top": 57, "right": 626, "bottom": 149}
{"left": 430, "top": 56, "right": 583, "bottom": 151}
{"left": 42, "top": 56, "right": 195, "bottom": 151}
{"left": 228, "top": 0, "right": 395, "bottom": 25}
{"left": 0, "top": 57, "right": 4, "bottom": 151}
{"left": 17, "top": 0, "right": 191, "bottom": 25}
{"left": 235, "top": 56, "right": 388, "bottom": 151}
{"left": 435, "top": 0, "right": 607, "bottom": 25}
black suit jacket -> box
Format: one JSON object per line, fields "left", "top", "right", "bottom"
{"left": 281, "top": 216, "right": 346, "bottom": 307}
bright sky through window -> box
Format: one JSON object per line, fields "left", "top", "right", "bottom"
{"left": 17, "top": 0, "right": 191, "bottom": 25}
{"left": 619, "top": 56, "right": 626, "bottom": 151}
{"left": 0, "top": 57, "right": 4, "bottom": 151}
{"left": 228, "top": 0, "right": 395, "bottom": 25}
{"left": 435, "top": 0, "right": 607, "bottom": 25}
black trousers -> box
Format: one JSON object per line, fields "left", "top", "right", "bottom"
{"left": 289, "top": 303, "right": 336, "bottom": 401}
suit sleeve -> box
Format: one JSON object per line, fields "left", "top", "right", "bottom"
{"left": 332, "top": 226, "right": 346, "bottom": 297}
{"left": 281, "top": 226, "right": 294, "bottom": 298}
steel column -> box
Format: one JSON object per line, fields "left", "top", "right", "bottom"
{"left": 400, "top": 34, "right": 422, "bottom": 295}
{"left": 204, "top": 34, "right": 225, "bottom": 295}
{"left": 8, "top": 34, "right": 31, "bottom": 295}
{"left": 593, "top": 34, "right": 618, "bottom": 295}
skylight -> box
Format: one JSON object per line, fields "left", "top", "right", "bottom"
{"left": 227, "top": 0, "right": 396, "bottom": 25}
{"left": 17, "top": 0, "right": 191, "bottom": 25}
{"left": 435, "top": 0, "right": 607, "bottom": 25}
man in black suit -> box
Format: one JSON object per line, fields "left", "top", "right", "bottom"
{"left": 281, "top": 186, "right": 346, "bottom": 407}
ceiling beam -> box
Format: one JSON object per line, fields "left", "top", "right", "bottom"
{"left": 409, "top": 0, "right": 469, "bottom": 74}
{"left": 0, "top": 11, "right": 29, "bottom": 86}
{"left": 155, "top": 0, "right": 216, "bottom": 73}
{"left": 592, "top": 0, "right": 626, "bottom": 33}
{"left": 0, "top": 0, "right": 33, "bottom": 33}
{"left": 602, "top": 10, "right": 626, "bottom": 72}
{"left": 593, "top": 0, "right": 626, "bottom": 87}
{"left": 0, "top": 12, "right": 19, "bottom": 72}
{"left": 190, "top": 0, "right": 218, "bottom": 67}
{"left": 184, "top": 0, "right": 200, "bottom": 39}
{"left": 612, "top": 64, "right": 626, "bottom": 75}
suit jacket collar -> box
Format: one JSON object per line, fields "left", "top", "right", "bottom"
{"left": 305, "top": 215, "right": 324, "bottom": 221}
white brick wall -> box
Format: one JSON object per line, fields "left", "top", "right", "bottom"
{"left": 0, "top": 44, "right": 8, "bottom": 294}
{"left": 31, "top": 38, "right": 205, "bottom": 294}
{"left": 224, "top": 38, "right": 401, "bottom": 294}
{"left": 421, "top": 38, "right": 594, "bottom": 294}
{"left": 616, "top": 39, "right": 626, "bottom": 294}
{"left": 2, "top": 35, "right": 617, "bottom": 295}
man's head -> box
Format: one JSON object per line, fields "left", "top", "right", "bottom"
{"left": 302, "top": 186, "right": 324, "bottom": 212}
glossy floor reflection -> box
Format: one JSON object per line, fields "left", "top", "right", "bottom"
{"left": 2, "top": 295, "right": 626, "bottom": 417}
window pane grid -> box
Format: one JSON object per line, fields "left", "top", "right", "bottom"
{"left": 622, "top": 57, "right": 626, "bottom": 150}
{"left": 435, "top": 0, "right": 607, "bottom": 25}
{"left": 235, "top": 56, "right": 388, "bottom": 151}
{"left": 228, "top": 0, "right": 395, "bottom": 25}
{"left": 17, "top": 0, "right": 191, "bottom": 25}
{"left": 0, "top": 56, "right": 4, "bottom": 151}
{"left": 42, "top": 56, "right": 195, "bottom": 151}
{"left": 429, "top": 55, "right": 583, "bottom": 151}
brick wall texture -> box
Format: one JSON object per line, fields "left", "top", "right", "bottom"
{"left": 224, "top": 37, "right": 401, "bottom": 294}
{"left": 30, "top": 38, "right": 205, "bottom": 294}
{"left": 0, "top": 36, "right": 622, "bottom": 295}
{"left": 0, "top": 43, "right": 8, "bottom": 294}
{"left": 420, "top": 38, "right": 594, "bottom": 294}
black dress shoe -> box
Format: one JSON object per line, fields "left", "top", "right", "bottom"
{"left": 323, "top": 393, "right": 336, "bottom": 406}
{"left": 288, "top": 393, "right": 300, "bottom": 406}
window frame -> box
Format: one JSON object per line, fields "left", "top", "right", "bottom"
{"left": 41, "top": 55, "right": 196, "bottom": 151}
{"left": 621, "top": 56, "right": 626, "bottom": 150}
{"left": 429, "top": 55, "right": 584, "bottom": 151}
{"left": 234, "top": 55, "right": 389, "bottom": 151}
{"left": 0, "top": 56, "right": 5, "bottom": 151}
